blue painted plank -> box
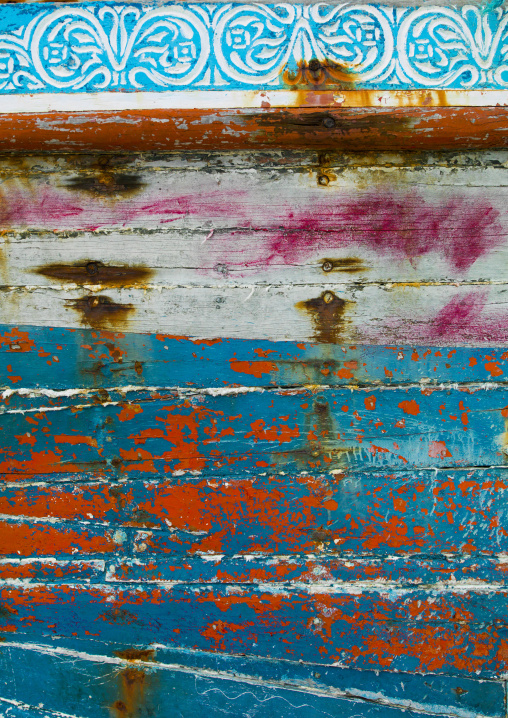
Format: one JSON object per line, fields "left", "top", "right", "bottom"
{"left": 1, "top": 384, "right": 507, "bottom": 478}
{"left": 2, "top": 644, "right": 498, "bottom": 718}
{"left": 2, "top": 325, "right": 508, "bottom": 390}
{"left": 0, "top": 3, "right": 507, "bottom": 95}
{"left": 4, "top": 553, "right": 508, "bottom": 588}
{"left": 3, "top": 468, "right": 508, "bottom": 557}
{"left": 3, "top": 584, "right": 508, "bottom": 677}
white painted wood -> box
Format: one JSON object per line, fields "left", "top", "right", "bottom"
{"left": 1, "top": 283, "right": 507, "bottom": 345}
{"left": 0, "top": 151, "right": 507, "bottom": 345}
{"left": 1, "top": 154, "right": 508, "bottom": 287}
{"left": 4, "top": 90, "right": 508, "bottom": 116}
{"left": 2, "top": 230, "right": 508, "bottom": 287}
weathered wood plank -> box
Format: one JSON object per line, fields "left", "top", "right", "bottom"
{"left": 3, "top": 148, "right": 508, "bottom": 345}
{"left": 4, "top": 554, "right": 508, "bottom": 590}
{"left": 3, "top": 583, "right": 508, "bottom": 677}
{"left": 2, "top": 643, "right": 502, "bottom": 718}
{"left": 7, "top": 106, "right": 508, "bottom": 153}
{"left": 0, "top": 466, "right": 507, "bottom": 554}
{"left": 4, "top": 283, "right": 508, "bottom": 345}
{"left": 3, "top": 467, "right": 508, "bottom": 557}
{"left": 3, "top": 325, "right": 508, "bottom": 391}
{"left": 105, "top": 554, "right": 508, "bottom": 587}
{"left": 0, "top": 151, "right": 505, "bottom": 175}
{"left": 1, "top": 160, "right": 508, "bottom": 286}
{"left": 0, "top": 558, "right": 104, "bottom": 582}
{"left": 1, "top": 384, "right": 507, "bottom": 478}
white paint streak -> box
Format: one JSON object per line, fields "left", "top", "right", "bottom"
{"left": 3, "top": 89, "right": 508, "bottom": 116}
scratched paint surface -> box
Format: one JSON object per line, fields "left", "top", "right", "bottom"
{"left": 3, "top": 148, "right": 508, "bottom": 717}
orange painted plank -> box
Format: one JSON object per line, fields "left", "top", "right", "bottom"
{"left": 2, "top": 107, "right": 508, "bottom": 152}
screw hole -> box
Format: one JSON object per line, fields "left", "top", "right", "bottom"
{"left": 86, "top": 262, "right": 100, "bottom": 276}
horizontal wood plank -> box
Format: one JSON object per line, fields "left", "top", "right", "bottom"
{"left": 6, "top": 107, "right": 508, "bottom": 152}
{"left": 3, "top": 325, "right": 508, "bottom": 390}
{"left": 1, "top": 643, "right": 502, "bottom": 718}
{"left": 4, "top": 283, "right": 508, "bottom": 345}
{"left": 0, "top": 158, "right": 507, "bottom": 287}
{"left": 2, "top": 468, "right": 508, "bottom": 558}
{"left": 3, "top": 583, "right": 508, "bottom": 677}
{"left": 1, "top": 384, "right": 508, "bottom": 477}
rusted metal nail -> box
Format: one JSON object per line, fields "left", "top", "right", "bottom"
{"left": 311, "top": 449, "right": 321, "bottom": 457}
{"left": 322, "top": 261, "right": 333, "bottom": 272}
{"left": 323, "top": 291, "right": 335, "bottom": 304}
{"left": 87, "top": 296, "right": 100, "bottom": 308}
{"left": 86, "top": 261, "right": 100, "bottom": 276}
{"left": 322, "top": 116, "right": 336, "bottom": 129}
{"left": 308, "top": 59, "right": 322, "bottom": 72}
{"left": 318, "top": 175, "right": 329, "bottom": 186}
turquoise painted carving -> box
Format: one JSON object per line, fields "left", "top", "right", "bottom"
{"left": 0, "top": 3, "right": 508, "bottom": 93}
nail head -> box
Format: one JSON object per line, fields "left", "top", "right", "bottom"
{"left": 86, "top": 262, "right": 99, "bottom": 276}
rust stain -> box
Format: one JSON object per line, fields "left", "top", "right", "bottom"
{"left": 109, "top": 485, "right": 129, "bottom": 510}
{"left": 65, "top": 169, "right": 144, "bottom": 198}
{"left": 114, "top": 648, "right": 156, "bottom": 662}
{"left": 283, "top": 59, "right": 360, "bottom": 88}
{"left": 67, "top": 295, "right": 134, "bottom": 330}
{"left": 126, "top": 508, "right": 160, "bottom": 528}
{"left": 102, "top": 607, "right": 142, "bottom": 625}
{"left": 35, "top": 261, "right": 153, "bottom": 287}
{"left": 0, "top": 236, "right": 8, "bottom": 284}
{"left": 296, "top": 291, "right": 353, "bottom": 343}
{"left": 321, "top": 257, "right": 369, "bottom": 274}
{"left": 0, "top": 603, "right": 17, "bottom": 618}
{"left": 274, "top": 396, "right": 352, "bottom": 472}
{"left": 317, "top": 153, "right": 337, "bottom": 186}
{"left": 252, "top": 108, "right": 416, "bottom": 152}
{"left": 111, "top": 667, "right": 148, "bottom": 718}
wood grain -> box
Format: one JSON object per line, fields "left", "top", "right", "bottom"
{"left": 2, "top": 150, "right": 508, "bottom": 711}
